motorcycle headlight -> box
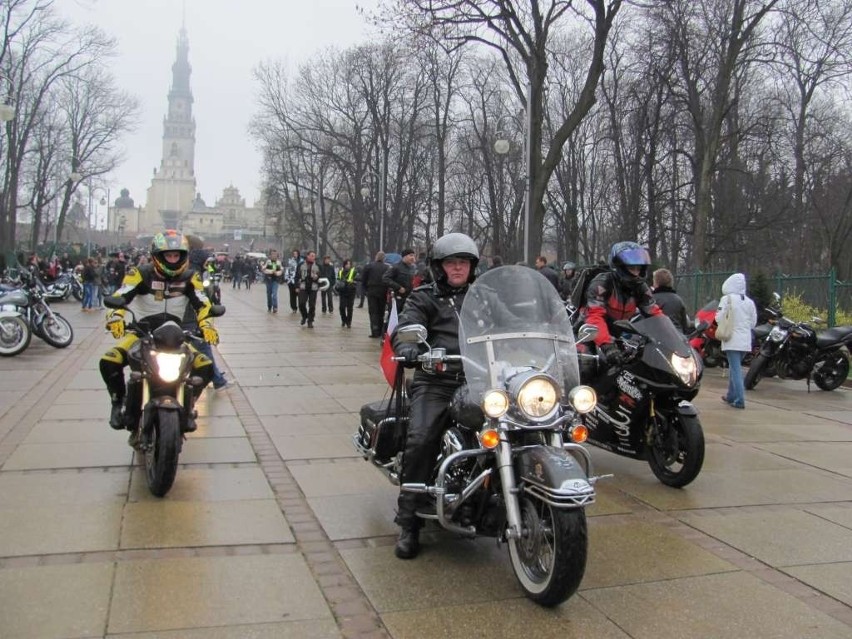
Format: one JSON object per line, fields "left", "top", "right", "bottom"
{"left": 482, "top": 389, "right": 509, "bottom": 418}
{"left": 153, "top": 351, "right": 186, "bottom": 383}
{"left": 769, "top": 326, "right": 787, "bottom": 342}
{"left": 670, "top": 353, "right": 699, "bottom": 386}
{"left": 203, "top": 276, "right": 211, "bottom": 288}
{"left": 512, "top": 373, "right": 561, "bottom": 420}
{"left": 567, "top": 385, "right": 597, "bottom": 414}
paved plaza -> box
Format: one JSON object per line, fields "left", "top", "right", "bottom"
{"left": 0, "top": 285, "right": 851, "bottom": 638}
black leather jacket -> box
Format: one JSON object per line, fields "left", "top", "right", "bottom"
{"left": 391, "top": 281, "right": 468, "bottom": 382}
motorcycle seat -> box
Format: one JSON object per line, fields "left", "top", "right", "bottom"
{"left": 816, "top": 326, "right": 852, "bottom": 348}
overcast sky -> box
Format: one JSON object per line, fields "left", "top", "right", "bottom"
{"left": 55, "top": 0, "right": 380, "bottom": 209}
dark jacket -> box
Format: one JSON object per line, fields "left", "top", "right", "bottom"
{"left": 319, "top": 262, "right": 336, "bottom": 285}
{"left": 653, "top": 285, "right": 689, "bottom": 332}
{"left": 392, "top": 281, "right": 467, "bottom": 382}
{"left": 583, "top": 270, "right": 661, "bottom": 346}
{"left": 383, "top": 261, "right": 417, "bottom": 300}
{"left": 538, "top": 265, "right": 559, "bottom": 290}
{"left": 361, "top": 260, "right": 390, "bottom": 295}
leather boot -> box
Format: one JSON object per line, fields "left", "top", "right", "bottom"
{"left": 394, "top": 527, "right": 420, "bottom": 559}
{"left": 109, "top": 398, "right": 125, "bottom": 430}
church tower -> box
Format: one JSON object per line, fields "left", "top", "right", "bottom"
{"left": 141, "top": 25, "right": 198, "bottom": 232}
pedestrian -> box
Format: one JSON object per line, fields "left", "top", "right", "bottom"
{"left": 717, "top": 273, "right": 757, "bottom": 410}
{"left": 262, "top": 250, "right": 284, "bottom": 313}
{"left": 652, "top": 268, "right": 689, "bottom": 332}
{"left": 296, "top": 250, "right": 320, "bottom": 328}
{"left": 285, "top": 249, "right": 302, "bottom": 313}
{"left": 319, "top": 255, "right": 336, "bottom": 314}
{"left": 382, "top": 248, "right": 417, "bottom": 312}
{"left": 558, "top": 261, "right": 577, "bottom": 301}
{"left": 535, "top": 255, "right": 559, "bottom": 290}
{"left": 231, "top": 256, "right": 243, "bottom": 289}
{"left": 355, "top": 261, "right": 367, "bottom": 308}
{"left": 337, "top": 258, "right": 358, "bottom": 328}
{"left": 81, "top": 257, "right": 98, "bottom": 311}
{"left": 360, "top": 251, "right": 390, "bottom": 338}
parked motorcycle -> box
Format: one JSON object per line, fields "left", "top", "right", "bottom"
{"left": 580, "top": 314, "right": 705, "bottom": 488}
{"left": 354, "top": 266, "right": 603, "bottom": 606}
{"left": 0, "top": 287, "right": 32, "bottom": 356}
{"left": 43, "top": 271, "right": 77, "bottom": 302}
{"left": 16, "top": 271, "right": 74, "bottom": 348}
{"left": 689, "top": 300, "right": 724, "bottom": 367}
{"left": 745, "top": 314, "right": 852, "bottom": 391}
{"left": 103, "top": 297, "right": 226, "bottom": 497}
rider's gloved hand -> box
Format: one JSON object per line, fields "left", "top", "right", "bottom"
{"left": 106, "top": 311, "right": 125, "bottom": 339}
{"left": 600, "top": 342, "right": 624, "bottom": 367}
{"left": 395, "top": 344, "right": 421, "bottom": 367}
{"left": 199, "top": 319, "right": 219, "bottom": 345}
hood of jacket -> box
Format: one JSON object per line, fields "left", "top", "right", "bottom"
{"left": 721, "top": 272, "right": 746, "bottom": 296}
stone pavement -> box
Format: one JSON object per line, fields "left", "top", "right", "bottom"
{"left": 0, "top": 286, "right": 851, "bottom": 638}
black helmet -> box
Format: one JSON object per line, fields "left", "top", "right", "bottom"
{"left": 430, "top": 232, "right": 479, "bottom": 285}
{"left": 609, "top": 241, "right": 651, "bottom": 287}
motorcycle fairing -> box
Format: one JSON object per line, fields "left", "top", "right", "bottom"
{"left": 514, "top": 445, "right": 595, "bottom": 508}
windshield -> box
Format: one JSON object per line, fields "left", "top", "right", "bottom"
{"left": 458, "top": 266, "right": 579, "bottom": 399}
{"left": 626, "top": 314, "right": 695, "bottom": 360}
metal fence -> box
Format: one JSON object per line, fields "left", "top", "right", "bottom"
{"left": 675, "top": 269, "right": 852, "bottom": 327}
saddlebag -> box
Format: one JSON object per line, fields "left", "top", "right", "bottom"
{"left": 357, "top": 398, "right": 409, "bottom": 461}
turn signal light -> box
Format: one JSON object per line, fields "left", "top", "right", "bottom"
{"left": 570, "top": 424, "right": 588, "bottom": 443}
{"left": 480, "top": 429, "right": 500, "bottom": 449}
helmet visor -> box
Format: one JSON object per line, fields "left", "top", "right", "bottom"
{"left": 618, "top": 246, "right": 651, "bottom": 266}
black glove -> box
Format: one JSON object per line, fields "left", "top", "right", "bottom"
{"left": 395, "top": 344, "right": 421, "bottom": 367}
{"left": 600, "top": 343, "right": 624, "bottom": 367}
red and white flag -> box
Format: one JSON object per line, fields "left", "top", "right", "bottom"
{"left": 380, "top": 297, "right": 399, "bottom": 387}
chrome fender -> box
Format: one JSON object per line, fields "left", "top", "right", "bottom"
{"left": 514, "top": 445, "right": 596, "bottom": 509}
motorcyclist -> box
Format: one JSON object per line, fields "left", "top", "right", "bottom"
{"left": 581, "top": 241, "right": 661, "bottom": 367}
{"left": 559, "top": 260, "right": 578, "bottom": 302}
{"left": 390, "top": 232, "right": 479, "bottom": 560}
{"left": 99, "top": 230, "right": 217, "bottom": 440}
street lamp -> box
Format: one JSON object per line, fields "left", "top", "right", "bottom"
{"left": 360, "top": 160, "right": 386, "bottom": 252}
{"left": 0, "top": 104, "right": 15, "bottom": 122}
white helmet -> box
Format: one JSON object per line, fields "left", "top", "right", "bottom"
{"left": 318, "top": 277, "right": 331, "bottom": 292}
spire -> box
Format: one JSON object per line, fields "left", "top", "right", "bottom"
{"left": 170, "top": 24, "right": 192, "bottom": 97}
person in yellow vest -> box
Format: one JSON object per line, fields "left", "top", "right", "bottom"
{"left": 336, "top": 258, "right": 358, "bottom": 328}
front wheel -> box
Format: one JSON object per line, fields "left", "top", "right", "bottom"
{"left": 145, "top": 409, "right": 181, "bottom": 497}
{"left": 647, "top": 412, "right": 705, "bottom": 488}
{"left": 71, "top": 283, "right": 83, "bottom": 302}
{"left": 37, "top": 313, "right": 73, "bottom": 348}
{"left": 507, "top": 497, "right": 587, "bottom": 607}
{"left": 813, "top": 351, "right": 850, "bottom": 391}
{"left": 0, "top": 315, "right": 31, "bottom": 356}
{"left": 745, "top": 354, "right": 769, "bottom": 390}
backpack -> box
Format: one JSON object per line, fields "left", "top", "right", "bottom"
{"left": 568, "top": 265, "right": 609, "bottom": 312}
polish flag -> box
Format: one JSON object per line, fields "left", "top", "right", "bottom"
{"left": 380, "top": 297, "right": 399, "bottom": 387}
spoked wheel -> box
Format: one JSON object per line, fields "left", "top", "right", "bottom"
{"left": 72, "top": 284, "right": 83, "bottom": 302}
{"left": 507, "top": 496, "right": 587, "bottom": 607}
{"left": 37, "top": 313, "right": 73, "bottom": 348}
{"left": 813, "top": 351, "right": 850, "bottom": 391}
{"left": 145, "top": 410, "right": 181, "bottom": 497}
{"left": 647, "top": 411, "right": 705, "bottom": 488}
{"left": 745, "top": 354, "right": 769, "bottom": 390}
{"left": 0, "top": 315, "right": 31, "bottom": 356}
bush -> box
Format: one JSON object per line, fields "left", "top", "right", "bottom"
{"left": 781, "top": 293, "right": 852, "bottom": 326}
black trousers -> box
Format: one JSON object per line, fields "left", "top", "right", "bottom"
{"left": 287, "top": 284, "right": 298, "bottom": 310}
{"left": 299, "top": 289, "right": 317, "bottom": 323}
{"left": 338, "top": 289, "right": 355, "bottom": 326}
{"left": 321, "top": 289, "right": 334, "bottom": 313}
{"left": 395, "top": 377, "right": 460, "bottom": 529}
{"left": 366, "top": 292, "right": 387, "bottom": 337}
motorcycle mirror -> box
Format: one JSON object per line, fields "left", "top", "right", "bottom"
{"left": 773, "top": 292, "right": 781, "bottom": 302}
{"left": 396, "top": 324, "right": 427, "bottom": 344}
{"left": 103, "top": 296, "right": 127, "bottom": 309}
{"left": 575, "top": 323, "right": 598, "bottom": 345}
{"left": 209, "top": 304, "right": 226, "bottom": 317}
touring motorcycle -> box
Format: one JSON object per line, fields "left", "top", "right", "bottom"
{"left": 0, "top": 287, "right": 31, "bottom": 356}
{"left": 104, "top": 297, "right": 226, "bottom": 497}
{"left": 13, "top": 270, "right": 74, "bottom": 348}
{"left": 354, "top": 266, "right": 603, "bottom": 607}
{"left": 745, "top": 314, "right": 852, "bottom": 391}
{"left": 580, "top": 314, "right": 705, "bottom": 488}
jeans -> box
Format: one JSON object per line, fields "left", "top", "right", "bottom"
{"left": 265, "top": 279, "right": 279, "bottom": 310}
{"left": 724, "top": 350, "right": 746, "bottom": 408}
{"left": 196, "top": 339, "right": 226, "bottom": 386}
{"left": 82, "top": 282, "right": 96, "bottom": 309}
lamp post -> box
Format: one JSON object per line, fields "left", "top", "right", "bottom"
{"left": 360, "top": 159, "right": 386, "bottom": 252}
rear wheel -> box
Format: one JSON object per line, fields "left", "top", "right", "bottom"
{"left": 508, "top": 497, "right": 587, "bottom": 607}
{"left": 37, "top": 313, "right": 73, "bottom": 348}
{"left": 745, "top": 354, "right": 769, "bottom": 390}
{"left": 145, "top": 410, "right": 181, "bottom": 497}
{"left": 0, "top": 316, "right": 31, "bottom": 356}
{"left": 647, "top": 412, "right": 705, "bottom": 488}
{"left": 813, "top": 351, "right": 850, "bottom": 391}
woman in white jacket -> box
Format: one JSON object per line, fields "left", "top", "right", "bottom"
{"left": 716, "top": 273, "right": 758, "bottom": 409}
